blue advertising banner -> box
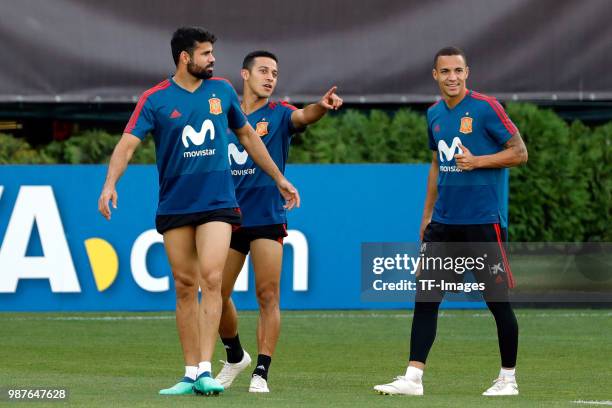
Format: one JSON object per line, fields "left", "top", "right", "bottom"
{"left": 0, "top": 164, "right": 483, "bottom": 311}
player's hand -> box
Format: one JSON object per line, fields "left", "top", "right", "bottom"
{"left": 318, "top": 86, "right": 343, "bottom": 110}
{"left": 276, "top": 177, "right": 301, "bottom": 210}
{"left": 98, "top": 185, "right": 118, "bottom": 220}
{"left": 417, "top": 218, "right": 431, "bottom": 277}
{"left": 455, "top": 143, "right": 479, "bottom": 171}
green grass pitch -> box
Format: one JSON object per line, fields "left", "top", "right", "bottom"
{"left": 1, "top": 309, "right": 610, "bottom": 407}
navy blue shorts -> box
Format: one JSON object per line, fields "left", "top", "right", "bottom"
{"left": 155, "top": 207, "right": 242, "bottom": 234}
{"left": 230, "top": 224, "right": 288, "bottom": 255}
{"left": 416, "top": 221, "right": 514, "bottom": 302}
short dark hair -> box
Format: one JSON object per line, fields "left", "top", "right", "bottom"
{"left": 171, "top": 27, "right": 216, "bottom": 66}
{"left": 433, "top": 46, "right": 467, "bottom": 68}
{"left": 242, "top": 50, "right": 278, "bottom": 71}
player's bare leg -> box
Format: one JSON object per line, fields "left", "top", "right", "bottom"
{"left": 251, "top": 239, "right": 283, "bottom": 357}
{"left": 219, "top": 249, "right": 247, "bottom": 338}
{"left": 248, "top": 238, "right": 283, "bottom": 392}
{"left": 215, "top": 249, "right": 252, "bottom": 388}
{"left": 193, "top": 221, "right": 231, "bottom": 395}
{"left": 159, "top": 226, "right": 199, "bottom": 395}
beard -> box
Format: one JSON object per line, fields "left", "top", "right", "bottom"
{"left": 187, "top": 60, "right": 214, "bottom": 80}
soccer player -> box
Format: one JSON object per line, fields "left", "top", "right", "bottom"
{"left": 213, "top": 50, "right": 342, "bottom": 393}
{"left": 97, "top": 28, "right": 300, "bottom": 396}
{"left": 374, "top": 46, "right": 528, "bottom": 396}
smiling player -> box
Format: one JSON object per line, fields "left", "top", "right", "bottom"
{"left": 374, "top": 46, "right": 528, "bottom": 397}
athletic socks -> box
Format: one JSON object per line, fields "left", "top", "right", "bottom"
{"left": 252, "top": 354, "right": 272, "bottom": 380}
{"left": 185, "top": 365, "right": 198, "bottom": 381}
{"left": 221, "top": 334, "right": 245, "bottom": 363}
{"left": 405, "top": 365, "right": 424, "bottom": 382}
{"left": 196, "top": 361, "right": 212, "bottom": 379}
{"left": 499, "top": 367, "right": 516, "bottom": 379}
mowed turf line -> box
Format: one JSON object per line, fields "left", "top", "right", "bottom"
{"left": 0, "top": 309, "right": 610, "bottom": 407}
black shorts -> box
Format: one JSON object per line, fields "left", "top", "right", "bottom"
{"left": 155, "top": 207, "right": 242, "bottom": 234}
{"left": 230, "top": 223, "right": 288, "bottom": 255}
{"left": 416, "top": 221, "right": 514, "bottom": 302}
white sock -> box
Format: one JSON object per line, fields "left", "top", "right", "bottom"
{"left": 185, "top": 365, "right": 197, "bottom": 381}
{"left": 197, "top": 361, "right": 212, "bottom": 377}
{"left": 405, "top": 366, "right": 423, "bottom": 381}
{"left": 499, "top": 367, "right": 515, "bottom": 379}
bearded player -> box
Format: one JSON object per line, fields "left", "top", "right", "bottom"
{"left": 98, "top": 31, "right": 299, "bottom": 397}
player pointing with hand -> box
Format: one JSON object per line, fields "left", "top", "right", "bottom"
{"left": 215, "top": 50, "right": 342, "bottom": 393}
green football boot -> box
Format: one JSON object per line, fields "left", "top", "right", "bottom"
{"left": 159, "top": 377, "right": 195, "bottom": 395}
{"left": 193, "top": 375, "right": 224, "bottom": 396}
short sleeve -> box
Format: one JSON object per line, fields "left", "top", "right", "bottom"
{"left": 227, "top": 86, "right": 248, "bottom": 130}
{"left": 280, "top": 102, "right": 304, "bottom": 137}
{"left": 124, "top": 97, "right": 155, "bottom": 139}
{"left": 483, "top": 99, "right": 518, "bottom": 146}
{"left": 428, "top": 124, "right": 437, "bottom": 151}
{"left": 426, "top": 111, "right": 437, "bottom": 151}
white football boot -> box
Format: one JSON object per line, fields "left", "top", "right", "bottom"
{"left": 249, "top": 374, "right": 270, "bottom": 393}
{"left": 482, "top": 376, "right": 519, "bottom": 396}
{"left": 215, "top": 350, "right": 251, "bottom": 388}
{"left": 373, "top": 376, "right": 423, "bottom": 395}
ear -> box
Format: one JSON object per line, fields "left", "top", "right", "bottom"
{"left": 240, "top": 68, "right": 250, "bottom": 81}
{"left": 464, "top": 66, "right": 470, "bottom": 80}
{"left": 432, "top": 68, "right": 438, "bottom": 81}
{"left": 180, "top": 50, "right": 190, "bottom": 65}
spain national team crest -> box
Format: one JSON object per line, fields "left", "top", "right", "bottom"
{"left": 209, "top": 98, "right": 222, "bottom": 115}
{"left": 459, "top": 116, "right": 473, "bottom": 134}
{"left": 255, "top": 121, "right": 269, "bottom": 137}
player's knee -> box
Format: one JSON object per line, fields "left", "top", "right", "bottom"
{"left": 220, "top": 298, "right": 234, "bottom": 315}
{"left": 487, "top": 301, "right": 518, "bottom": 327}
{"left": 173, "top": 272, "right": 197, "bottom": 300}
{"left": 487, "top": 301, "right": 513, "bottom": 316}
{"left": 256, "top": 283, "right": 279, "bottom": 308}
{"left": 199, "top": 270, "right": 223, "bottom": 293}
{"left": 220, "top": 278, "right": 237, "bottom": 302}
{"left": 414, "top": 301, "right": 440, "bottom": 313}
{"left": 221, "top": 284, "right": 234, "bottom": 301}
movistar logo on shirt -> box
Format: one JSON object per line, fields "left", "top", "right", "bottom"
{"left": 228, "top": 143, "right": 256, "bottom": 176}
{"left": 438, "top": 137, "right": 463, "bottom": 173}
{"left": 228, "top": 143, "right": 248, "bottom": 165}
{"left": 182, "top": 119, "right": 216, "bottom": 158}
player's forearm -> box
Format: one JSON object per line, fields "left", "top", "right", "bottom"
{"left": 475, "top": 133, "right": 528, "bottom": 169}
{"left": 474, "top": 145, "right": 528, "bottom": 169}
{"left": 421, "top": 162, "right": 439, "bottom": 221}
{"left": 103, "top": 141, "right": 135, "bottom": 188}
{"left": 298, "top": 103, "right": 328, "bottom": 125}
{"left": 240, "top": 132, "right": 284, "bottom": 182}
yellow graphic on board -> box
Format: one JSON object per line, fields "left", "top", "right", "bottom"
{"left": 85, "top": 238, "right": 119, "bottom": 292}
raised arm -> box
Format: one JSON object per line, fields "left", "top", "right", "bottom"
{"left": 98, "top": 133, "right": 141, "bottom": 220}
{"left": 290, "top": 86, "right": 343, "bottom": 128}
